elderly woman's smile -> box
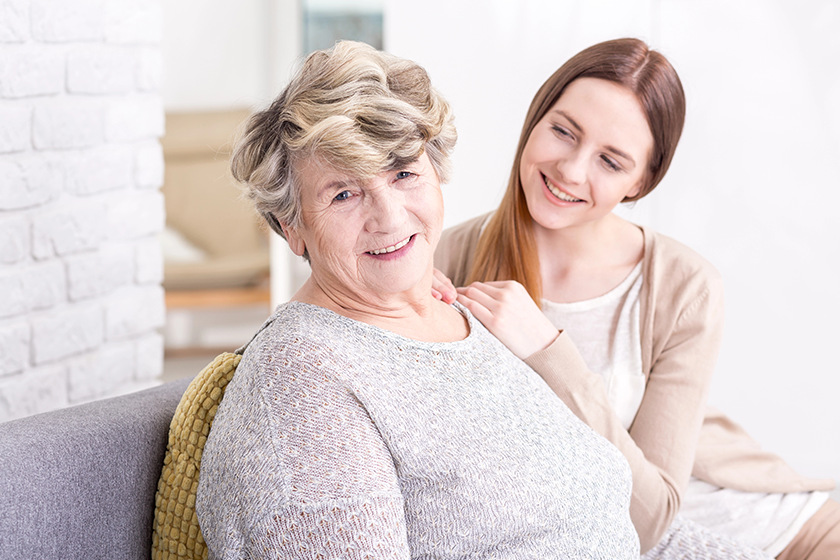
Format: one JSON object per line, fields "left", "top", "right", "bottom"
{"left": 285, "top": 151, "right": 444, "bottom": 303}
{"left": 366, "top": 234, "right": 413, "bottom": 257}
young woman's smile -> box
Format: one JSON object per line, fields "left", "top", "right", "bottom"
{"left": 542, "top": 173, "right": 585, "bottom": 204}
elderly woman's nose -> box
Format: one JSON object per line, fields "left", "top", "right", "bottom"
{"left": 365, "top": 189, "right": 405, "bottom": 231}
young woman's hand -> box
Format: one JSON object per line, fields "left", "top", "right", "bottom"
{"left": 456, "top": 280, "right": 559, "bottom": 360}
{"left": 432, "top": 269, "right": 457, "bottom": 304}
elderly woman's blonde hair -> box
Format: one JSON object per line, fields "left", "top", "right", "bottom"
{"left": 231, "top": 40, "right": 457, "bottom": 242}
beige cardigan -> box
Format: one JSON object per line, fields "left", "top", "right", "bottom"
{"left": 435, "top": 214, "right": 834, "bottom": 553}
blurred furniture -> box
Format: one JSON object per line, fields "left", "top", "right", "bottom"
{"left": 0, "top": 378, "right": 192, "bottom": 559}
{"left": 161, "top": 110, "right": 270, "bottom": 296}
{"left": 162, "top": 111, "right": 272, "bottom": 352}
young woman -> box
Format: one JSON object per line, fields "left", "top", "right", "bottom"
{"left": 434, "top": 38, "right": 838, "bottom": 558}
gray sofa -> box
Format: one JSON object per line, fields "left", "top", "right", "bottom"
{"left": 0, "top": 377, "right": 191, "bottom": 560}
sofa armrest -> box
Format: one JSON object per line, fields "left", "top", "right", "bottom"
{"left": 0, "top": 378, "right": 191, "bottom": 560}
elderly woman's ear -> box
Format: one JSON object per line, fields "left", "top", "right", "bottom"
{"left": 281, "top": 223, "right": 306, "bottom": 257}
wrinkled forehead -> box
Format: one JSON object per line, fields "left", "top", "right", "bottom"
{"left": 293, "top": 153, "right": 372, "bottom": 190}
{"left": 293, "top": 148, "right": 424, "bottom": 192}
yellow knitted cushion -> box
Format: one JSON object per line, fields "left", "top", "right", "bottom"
{"left": 151, "top": 352, "right": 241, "bottom": 560}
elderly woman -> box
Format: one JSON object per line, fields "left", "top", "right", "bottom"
{"left": 195, "top": 41, "right": 638, "bottom": 559}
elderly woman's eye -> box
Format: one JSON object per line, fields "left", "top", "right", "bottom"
{"left": 396, "top": 171, "right": 414, "bottom": 180}
{"left": 334, "top": 190, "right": 352, "bottom": 201}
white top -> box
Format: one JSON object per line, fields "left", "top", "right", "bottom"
{"left": 197, "top": 302, "right": 639, "bottom": 559}
{"left": 542, "top": 262, "right": 645, "bottom": 430}
{"left": 681, "top": 478, "right": 828, "bottom": 555}
{"left": 541, "top": 264, "right": 827, "bottom": 555}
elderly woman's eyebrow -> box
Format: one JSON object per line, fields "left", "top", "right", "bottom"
{"left": 387, "top": 157, "right": 421, "bottom": 171}
{"left": 318, "top": 179, "right": 353, "bottom": 197}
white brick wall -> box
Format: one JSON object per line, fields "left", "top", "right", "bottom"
{"left": 0, "top": 322, "right": 29, "bottom": 376}
{"left": 65, "top": 145, "right": 134, "bottom": 195}
{"left": 0, "top": 0, "right": 29, "bottom": 43}
{"left": 0, "top": 154, "right": 62, "bottom": 209}
{"left": 105, "top": 0, "right": 163, "bottom": 45}
{"left": 0, "top": 102, "right": 31, "bottom": 153}
{"left": 31, "top": 198, "right": 107, "bottom": 257}
{"left": 31, "top": 0, "right": 106, "bottom": 42}
{"left": 0, "top": 45, "right": 66, "bottom": 97}
{"left": 134, "top": 140, "right": 164, "bottom": 188}
{"left": 0, "top": 364, "right": 69, "bottom": 420}
{"left": 31, "top": 304, "right": 104, "bottom": 364}
{"left": 32, "top": 98, "right": 105, "bottom": 148}
{"left": 0, "top": 215, "right": 29, "bottom": 264}
{"left": 134, "top": 237, "right": 163, "bottom": 284}
{"left": 0, "top": 0, "right": 165, "bottom": 423}
{"left": 67, "top": 340, "right": 135, "bottom": 402}
{"left": 67, "top": 46, "right": 136, "bottom": 94}
{"left": 105, "top": 285, "right": 165, "bottom": 339}
{"left": 66, "top": 245, "right": 135, "bottom": 301}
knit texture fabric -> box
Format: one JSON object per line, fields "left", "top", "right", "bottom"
{"left": 642, "top": 516, "right": 773, "bottom": 559}
{"left": 152, "top": 352, "right": 241, "bottom": 560}
{"left": 196, "top": 302, "right": 640, "bottom": 559}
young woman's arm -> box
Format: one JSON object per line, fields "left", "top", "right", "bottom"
{"left": 527, "top": 277, "right": 722, "bottom": 553}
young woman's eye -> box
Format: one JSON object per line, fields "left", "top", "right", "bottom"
{"left": 601, "top": 155, "right": 620, "bottom": 172}
{"left": 551, "top": 125, "right": 573, "bottom": 139}
{"left": 333, "top": 190, "right": 352, "bottom": 202}
{"left": 396, "top": 171, "right": 414, "bottom": 180}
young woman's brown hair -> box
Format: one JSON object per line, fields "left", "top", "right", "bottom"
{"left": 467, "top": 38, "right": 686, "bottom": 304}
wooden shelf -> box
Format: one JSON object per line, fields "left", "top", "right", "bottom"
{"left": 165, "top": 286, "right": 271, "bottom": 309}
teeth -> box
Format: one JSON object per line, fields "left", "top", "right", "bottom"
{"left": 369, "top": 236, "right": 411, "bottom": 255}
{"left": 544, "top": 175, "right": 582, "bottom": 202}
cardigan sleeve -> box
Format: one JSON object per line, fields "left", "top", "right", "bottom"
{"left": 525, "top": 276, "right": 723, "bottom": 554}
{"left": 434, "top": 214, "right": 488, "bottom": 287}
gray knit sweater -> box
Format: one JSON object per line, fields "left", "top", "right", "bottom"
{"left": 196, "top": 302, "right": 639, "bottom": 559}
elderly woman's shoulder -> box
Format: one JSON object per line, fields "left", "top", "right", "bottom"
{"left": 214, "top": 302, "right": 361, "bottom": 438}
{"left": 233, "top": 301, "right": 368, "bottom": 392}
{"left": 241, "top": 302, "right": 352, "bottom": 363}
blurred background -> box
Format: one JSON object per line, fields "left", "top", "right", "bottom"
{"left": 0, "top": 0, "right": 837, "bottom": 493}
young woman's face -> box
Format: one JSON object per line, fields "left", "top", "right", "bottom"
{"left": 519, "top": 77, "right": 653, "bottom": 233}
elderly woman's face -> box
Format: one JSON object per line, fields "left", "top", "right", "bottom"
{"left": 286, "top": 152, "right": 444, "bottom": 300}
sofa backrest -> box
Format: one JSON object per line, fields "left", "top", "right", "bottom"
{"left": 0, "top": 378, "right": 191, "bottom": 560}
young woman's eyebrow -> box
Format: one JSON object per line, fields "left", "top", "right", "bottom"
{"left": 606, "top": 146, "right": 634, "bottom": 166}
{"left": 552, "top": 110, "right": 583, "bottom": 133}
{"left": 554, "top": 109, "right": 635, "bottom": 166}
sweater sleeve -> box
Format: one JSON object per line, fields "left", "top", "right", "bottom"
{"left": 525, "top": 279, "right": 723, "bottom": 554}
{"left": 197, "top": 338, "right": 411, "bottom": 560}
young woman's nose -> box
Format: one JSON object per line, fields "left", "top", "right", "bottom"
{"left": 556, "top": 148, "right": 587, "bottom": 185}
